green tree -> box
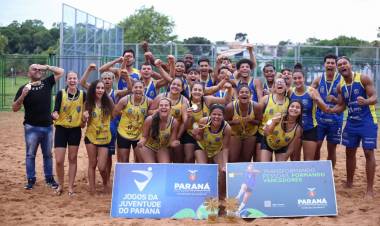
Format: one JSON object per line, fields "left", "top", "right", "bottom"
{"left": 119, "top": 6, "right": 177, "bottom": 43}
{"left": 0, "top": 33, "right": 8, "bottom": 54}
{"left": 183, "top": 36, "right": 212, "bottom": 56}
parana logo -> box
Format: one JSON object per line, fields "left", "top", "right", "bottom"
{"left": 297, "top": 188, "right": 328, "bottom": 208}
{"left": 174, "top": 169, "right": 210, "bottom": 192}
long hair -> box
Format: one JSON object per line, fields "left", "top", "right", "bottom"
{"left": 85, "top": 79, "right": 114, "bottom": 124}
{"left": 283, "top": 99, "right": 303, "bottom": 129}
{"left": 150, "top": 98, "right": 171, "bottom": 140}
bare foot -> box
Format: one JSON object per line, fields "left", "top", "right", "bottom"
{"left": 343, "top": 181, "right": 353, "bottom": 188}
{"left": 364, "top": 190, "right": 374, "bottom": 199}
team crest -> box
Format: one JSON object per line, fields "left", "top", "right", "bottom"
{"left": 269, "top": 109, "right": 274, "bottom": 115}
{"left": 141, "top": 109, "right": 146, "bottom": 114}
{"left": 354, "top": 89, "right": 359, "bottom": 95}
{"left": 76, "top": 106, "right": 81, "bottom": 113}
{"left": 149, "top": 91, "right": 155, "bottom": 98}
{"left": 302, "top": 99, "right": 308, "bottom": 105}
{"left": 127, "top": 108, "right": 133, "bottom": 114}
{"left": 63, "top": 106, "right": 67, "bottom": 112}
{"left": 92, "top": 111, "right": 97, "bottom": 118}
{"left": 344, "top": 92, "right": 349, "bottom": 98}
{"left": 215, "top": 137, "right": 221, "bottom": 142}
{"left": 320, "top": 87, "right": 325, "bottom": 94}
{"left": 275, "top": 139, "right": 280, "bottom": 144}
{"left": 175, "top": 109, "right": 180, "bottom": 116}
{"left": 273, "top": 130, "right": 279, "bottom": 136}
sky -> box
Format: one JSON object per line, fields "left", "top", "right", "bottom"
{"left": 0, "top": 0, "right": 379, "bottom": 45}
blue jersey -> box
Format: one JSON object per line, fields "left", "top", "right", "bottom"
{"left": 144, "top": 80, "right": 157, "bottom": 99}
{"left": 117, "top": 68, "right": 140, "bottom": 90}
{"left": 200, "top": 74, "right": 214, "bottom": 88}
{"left": 316, "top": 73, "right": 343, "bottom": 125}
{"left": 341, "top": 73, "right": 377, "bottom": 126}
{"left": 290, "top": 86, "right": 317, "bottom": 130}
{"left": 237, "top": 78, "right": 258, "bottom": 102}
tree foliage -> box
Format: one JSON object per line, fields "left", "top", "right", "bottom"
{"left": 183, "top": 36, "right": 212, "bottom": 56}
{"left": 119, "top": 6, "right": 177, "bottom": 43}
{"left": 0, "top": 20, "right": 59, "bottom": 54}
{"left": 0, "top": 33, "right": 8, "bottom": 54}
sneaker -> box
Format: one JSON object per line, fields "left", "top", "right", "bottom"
{"left": 46, "top": 177, "right": 59, "bottom": 189}
{"left": 24, "top": 177, "right": 36, "bottom": 190}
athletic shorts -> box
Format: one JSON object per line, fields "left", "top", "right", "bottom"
{"left": 302, "top": 126, "right": 318, "bottom": 141}
{"left": 260, "top": 137, "right": 287, "bottom": 154}
{"left": 54, "top": 125, "right": 81, "bottom": 148}
{"left": 255, "top": 133, "right": 263, "bottom": 144}
{"left": 108, "top": 118, "right": 119, "bottom": 156}
{"left": 180, "top": 132, "right": 197, "bottom": 145}
{"left": 317, "top": 122, "right": 342, "bottom": 144}
{"left": 84, "top": 136, "right": 110, "bottom": 148}
{"left": 117, "top": 132, "right": 138, "bottom": 149}
{"left": 342, "top": 123, "right": 377, "bottom": 150}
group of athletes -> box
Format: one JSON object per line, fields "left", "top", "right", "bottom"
{"left": 14, "top": 45, "right": 377, "bottom": 199}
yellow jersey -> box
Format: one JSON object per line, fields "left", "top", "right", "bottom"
{"left": 55, "top": 89, "right": 84, "bottom": 128}
{"left": 187, "top": 101, "right": 209, "bottom": 135}
{"left": 197, "top": 118, "right": 227, "bottom": 158}
{"left": 118, "top": 95, "right": 149, "bottom": 140}
{"left": 266, "top": 120, "right": 298, "bottom": 151}
{"left": 145, "top": 116, "right": 174, "bottom": 151}
{"left": 85, "top": 106, "right": 111, "bottom": 145}
{"left": 230, "top": 100, "right": 257, "bottom": 138}
{"left": 259, "top": 94, "right": 289, "bottom": 135}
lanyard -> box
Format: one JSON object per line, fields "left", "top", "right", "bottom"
{"left": 323, "top": 72, "right": 338, "bottom": 96}
{"left": 344, "top": 73, "right": 356, "bottom": 103}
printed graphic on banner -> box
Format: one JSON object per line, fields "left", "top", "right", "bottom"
{"left": 111, "top": 163, "right": 218, "bottom": 219}
{"left": 226, "top": 161, "right": 337, "bottom": 218}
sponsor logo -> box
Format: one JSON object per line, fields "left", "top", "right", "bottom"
{"left": 174, "top": 169, "right": 210, "bottom": 193}
{"left": 297, "top": 188, "right": 328, "bottom": 209}
{"left": 132, "top": 167, "right": 153, "bottom": 192}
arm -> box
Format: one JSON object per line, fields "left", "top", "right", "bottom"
{"left": 12, "top": 86, "right": 29, "bottom": 112}
{"left": 225, "top": 102, "right": 239, "bottom": 126}
{"left": 311, "top": 76, "right": 321, "bottom": 89}
{"left": 155, "top": 59, "right": 173, "bottom": 83}
{"left": 309, "top": 87, "right": 330, "bottom": 112}
{"left": 80, "top": 63, "right": 97, "bottom": 90}
{"left": 170, "top": 119, "right": 180, "bottom": 147}
{"left": 148, "top": 94, "right": 162, "bottom": 115}
{"left": 330, "top": 84, "right": 346, "bottom": 113}
{"left": 263, "top": 115, "right": 282, "bottom": 136}
{"left": 137, "top": 116, "right": 152, "bottom": 148}
{"left": 177, "top": 98, "right": 189, "bottom": 139}
{"left": 247, "top": 44, "right": 257, "bottom": 70}
{"left": 358, "top": 74, "right": 378, "bottom": 106}
{"left": 254, "top": 79, "right": 264, "bottom": 101}
{"left": 193, "top": 117, "right": 207, "bottom": 141}
{"left": 99, "top": 57, "right": 123, "bottom": 79}
{"left": 284, "top": 126, "right": 302, "bottom": 160}
{"left": 167, "top": 55, "right": 176, "bottom": 78}
{"left": 44, "top": 65, "right": 64, "bottom": 81}
{"left": 52, "top": 90, "right": 63, "bottom": 120}
{"left": 113, "top": 95, "right": 128, "bottom": 118}
{"left": 221, "top": 124, "right": 231, "bottom": 170}
{"left": 119, "top": 69, "right": 133, "bottom": 92}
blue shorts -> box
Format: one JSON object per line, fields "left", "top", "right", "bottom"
{"left": 108, "top": 117, "right": 120, "bottom": 156}
{"left": 317, "top": 122, "right": 342, "bottom": 144}
{"left": 342, "top": 123, "right": 377, "bottom": 150}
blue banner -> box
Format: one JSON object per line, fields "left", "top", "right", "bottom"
{"left": 111, "top": 163, "right": 218, "bottom": 219}
{"left": 226, "top": 161, "right": 337, "bottom": 218}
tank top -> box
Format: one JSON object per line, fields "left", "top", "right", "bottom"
{"left": 55, "top": 89, "right": 84, "bottom": 128}
{"left": 266, "top": 119, "right": 298, "bottom": 150}
{"left": 290, "top": 86, "right": 317, "bottom": 130}
{"left": 197, "top": 118, "right": 227, "bottom": 158}
{"left": 230, "top": 100, "right": 257, "bottom": 138}
{"left": 118, "top": 95, "right": 149, "bottom": 140}
{"left": 259, "top": 94, "right": 289, "bottom": 135}
{"left": 85, "top": 106, "right": 111, "bottom": 145}
{"left": 145, "top": 116, "right": 174, "bottom": 151}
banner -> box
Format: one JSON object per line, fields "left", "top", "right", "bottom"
{"left": 226, "top": 161, "right": 337, "bottom": 218}
{"left": 111, "top": 163, "right": 218, "bottom": 219}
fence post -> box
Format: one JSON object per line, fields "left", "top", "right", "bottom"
{"left": 0, "top": 55, "right": 4, "bottom": 110}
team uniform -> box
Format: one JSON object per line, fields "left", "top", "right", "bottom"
{"left": 165, "top": 93, "right": 186, "bottom": 124}
{"left": 145, "top": 116, "right": 174, "bottom": 151}
{"left": 117, "top": 68, "right": 140, "bottom": 90}
{"left": 84, "top": 106, "right": 112, "bottom": 147}
{"left": 258, "top": 94, "right": 289, "bottom": 143}
{"left": 108, "top": 89, "right": 119, "bottom": 155}
{"left": 261, "top": 119, "right": 299, "bottom": 153}
{"left": 117, "top": 95, "right": 149, "bottom": 149}
{"left": 290, "top": 86, "right": 318, "bottom": 141}
{"left": 230, "top": 100, "right": 258, "bottom": 139}
{"left": 181, "top": 100, "right": 209, "bottom": 145}
{"left": 54, "top": 89, "right": 85, "bottom": 148}
{"left": 263, "top": 82, "right": 272, "bottom": 95}
{"left": 316, "top": 73, "right": 343, "bottom": 144}
{"left": 196, "top": 117, "right": 228, "bottom": 158}
{"left": 237, "top": 78, "right": 259, "bottom": 102}
{"left": 200, "top": 74, "right": 214, "bottom": 88}
{"left": 341, "top": 73, "right": 378, "bottom": 149}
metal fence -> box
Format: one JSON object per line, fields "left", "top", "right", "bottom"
{"left": 1, "top": 44, "right": 379, "bottom": 110}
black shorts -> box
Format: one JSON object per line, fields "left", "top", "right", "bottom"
{"left": 180, "top": 132, "right": 197, "bottom": 145}
{"left": 54, "top": 125, "right": 81, "bottom": 148}
{"left": 260, "top": 138, "right": 287, "bottom": 154}
{"left": 84, "top": 136, "right": 110, "bottom": 148}
{"left": 117, "top": 133, "right": 138, "bottom": 149}
{"left": 302, "top": 126, "right": 318, "bottom": 141}
{"left": 256, "top": 133, "right": 263, "bottom": 144}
